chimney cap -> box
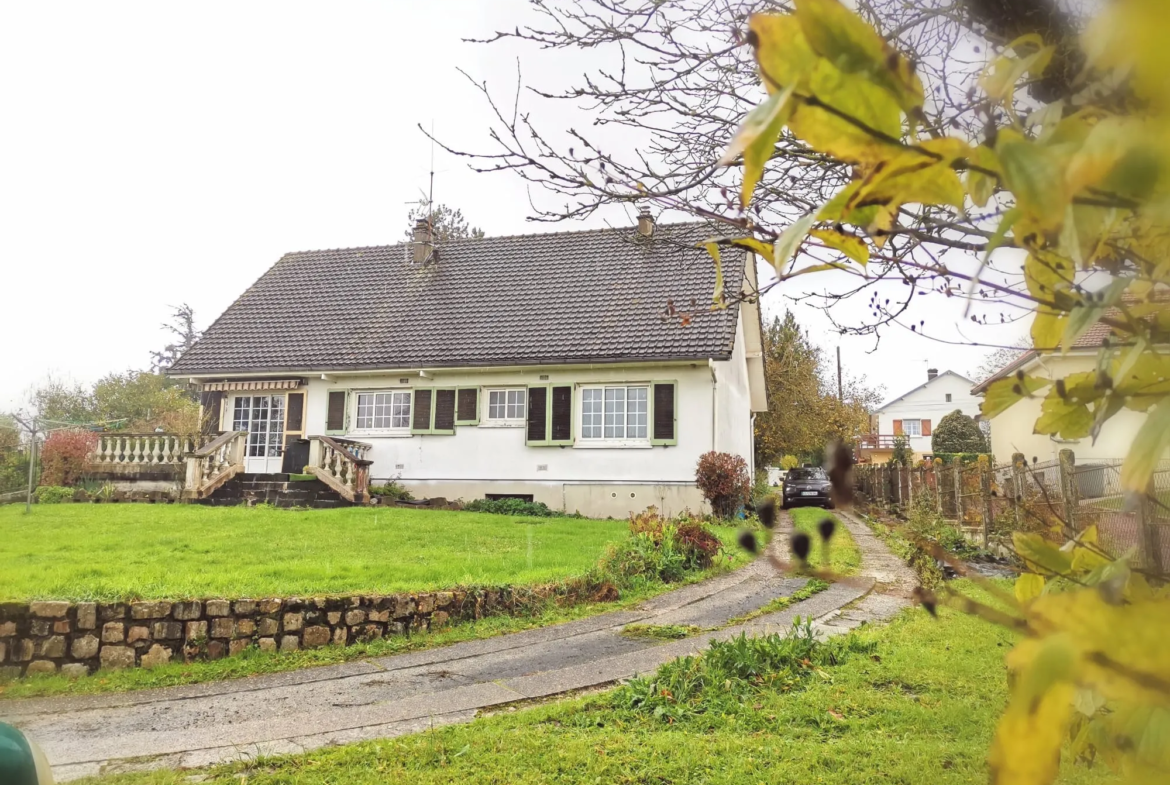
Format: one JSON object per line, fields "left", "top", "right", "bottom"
{"left": 412, "top": 218, "right": 433, "bottom": 264}
{"left": 636, "top": 206, "right": 655, "bottom": 237}
{"left": 927, "top": 368, "right": 939, "bottom": 380}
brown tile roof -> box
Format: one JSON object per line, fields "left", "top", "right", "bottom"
{"left": 169, "top": 222, "right": 746, "bottom": 375}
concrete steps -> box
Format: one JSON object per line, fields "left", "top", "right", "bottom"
{"left": 199, "top": 473, "right": 352, "bottom": 509}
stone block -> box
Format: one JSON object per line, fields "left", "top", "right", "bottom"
{"left": 344, "top": 609, "right": 366, "bottom": 626}
{"left": 0, "top": 666, "right": 21, "bottom": 681}
{"left": 284, "top": 597, "right": 306, "bottom": 612}
{"left": 210, "top": 618, "right": 235, "bottom": 639}
{"left": 332, "top": 627, "right": 347, "bottom": 646}
{"left": 71, "top": 635, "right": 100, "bottom": 659}
{"left": 229, "top": 639, "right": 250, "bottom": 656}
{"left": 346, "top": 596, "right": 362, "bottom": 608}
{"left": 36, "top": 636, "right": 66, "bottom": 658}
{"left": 435, "top": 592, "right": 454, "bottom": 609}
{"left": 304, "top": 610, "right": 323, "bottom": 626}
{"left": 283, "top": 612, "right": 304, "bottom": 632}
{"left": 100, "top": 646, "right": 136, "bottom": 670}
{"left": 61, "top": 663, "right": 89, "bottom": 678}
{"left": 15, "top": 639, "right": 33, "bottom": 662}
{"left": 302, "top": 626, "right": 330, "bottom": 648}
{"left": 258, "top": 637, "right": 277, "bottom": 653}
{"left": 26, "top": 660, "right": 57, "bottom": 675}
{"left": 205, "top": 599, "right": 231, "bottom": 617}
{"left": 0, "top": 621, "right": 15, "bottom": 637}
{"left": 30, "top": 601, "right": 69, "bottom": 618}
{"left": 99, "top": 603, "right": 127, "bottom": 621}
{"left": 367, "top": 610, "right": 389, "bottom": 623}
{"left": 53, "top": 620, "right": 71, "bottom": 634}
{"left": 101, "top": 622, "right": 125, "bottom": 643}
{"left": 258, "top": 599, "right": 282, "bottom": 614}
{"left": 389, "top": 621, "right": 406, "bottom": 637}
{"left": 207, "top": 640, "right": 226, "bottom": 660}
{"left": 233, "top": 599, "right": 257, "bottom": 615}
{"left": 416, "top": 594, "right": 435, "bottom": 614}
{"left": 185, "top": 621, "right": 208, "bottom": 640}
{"left": 373, "top": 595, "right": 394, "bottom": 611}
{"left": 30, "top": 620, "right": 51, "bottom": 637}
{"left": 152, "top": 621, "right": 183, "bottom": 640}
{"left": 393, "top": 596, "right": 416, "bottom": 619}
{"left": 237, "top": 618, "right": 256, "bottom": 637}
{"left": 312, "top": 597, "right": 329, "bottom": 609}
{"left": 172, "top": 601, "right": 202, "bottom": 621}
{"left": 0, "top": 640, "right": 5, "bottom": 663}
{"left": 141, "top": 644, "right": 172, "bottom": 669}
{"left": 279, "top": 635, "right": 300, "bottom": 653}
{"left": 326, "top": 612, "right": 342, "bottom": 625}
{"left": 127, "top": 626, "right": 151, "bottom": 643}
{"left": 130, "top": 601, "right": 172, "bottom": 620}
{"left": 76, "top": 603, "right": 97, "bottom": 630}
{"left": 257, "top": 617, "right": 279, "bottom": 637}
{"left": 431, "top": 611, "right": 450, "bottom": 628}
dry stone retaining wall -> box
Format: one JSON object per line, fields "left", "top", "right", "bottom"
{"left": 0, "top": 589, "right": 521, "bottom": 678}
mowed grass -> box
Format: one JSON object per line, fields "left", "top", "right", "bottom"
{"left": 81, "top": 581, "right": 1113, "bottom": 785}
{"left": 789, "top": 507, "right": 862, "bottom": 575}
{"left": 0, "top": 504, "right": 629, "bottom": 602}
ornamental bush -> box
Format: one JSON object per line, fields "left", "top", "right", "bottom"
{"left": 930, "top": 410, "right": 988, "bottom": 455}
{"left": 38, "top": 430, "right": 98, "bottom": 487}
{"left": 695, "top": 451, "right": 751, "bottom": 519}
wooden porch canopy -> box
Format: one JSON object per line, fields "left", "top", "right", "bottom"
{"left": 200, "top": 379, "right": 304, "bottom": 392}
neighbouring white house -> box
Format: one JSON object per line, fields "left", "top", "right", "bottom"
{"left": 860, "top": 369, "right": 980, "bottom": 463}
{"left": 167, "top": 215, "right": 767, "bottom": 518}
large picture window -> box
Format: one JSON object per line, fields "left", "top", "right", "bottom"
{"left": 354, "top": 391, "right": 411, "bottom": 430}
{"left": 581, "top": 385, "right": 648, "bottom": 441}
{"left": 486, "top": 389, "right": 526, "bottom": 423}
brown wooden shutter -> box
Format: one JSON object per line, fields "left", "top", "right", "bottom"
{"left": 550, "top": 385, "right": 573, "bottom": 443}
{"left": 527, "top": 387, "right": 548, "bottom": 444}
{"left": 893, "top": 419, "right": 903, "bottom": 435}
{"left": 326, "top": 391, "right": 346, "bottom": 432}
{"left": 433, "top": 389, "right": 456, "bottom": 433}
{"left": 456, "top": 388, "right": 479, "bottom": 424}
{"left": 199, "top": 390, "right": 224, "bottom": 438}
{"left": 652, "top": 382, "right": 677, "bottom": 444}
{"left": 286, "top": 392, "right": 305, "bottom": 432}
{"left": 921, "top": 419, "right": 931, "bottom": 436}
{"left": 412, "top": 389, "right": 433, "bottom": 432}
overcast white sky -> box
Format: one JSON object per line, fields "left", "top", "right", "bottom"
{"left": 0, "top": 1, "right": 1026, "bottom": 413}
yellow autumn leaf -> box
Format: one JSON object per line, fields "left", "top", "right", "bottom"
{"left": 747, "top": 13, "right": 818, "bottom": 95}
{"left": 1014, "top": 573, "right": 1045, "bottom": 604}
{"left": 980, "top": 375, "right": 1051, "bottom": 419}
{"left": 998, "top": 129, "right": 1070, "bottom": 231}
{"left": 704, "top": 241, "right": 724, "bottom": 305}
{"left": 809, "top": 228, "right": 868, "bottom": 265}
{"left": 1121, "top": 398, "right": 1170, "bottom": 491}
{"left": 967, "top": 144, "right": 1000, "bottom": 207}
{"left": 1034, "top": 389, "right": 1093, "bottom": 440}
{"left": 787, "top": 59, "right": 903, "bottom": 166}
{"left": 721, "top": 83, "right": 798, "bottom": 207}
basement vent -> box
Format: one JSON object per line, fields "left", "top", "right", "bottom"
{"left": 395, "top": 463, "right": 405, "bottom": 470}
{"left": 399, "top": 378, "right": 410, "bottom": 384}
{"left": 539, "top": 374, "right": 549, "bottom": 381}
{"left": 536, "top": 464, "right": 548, "bottom": 472}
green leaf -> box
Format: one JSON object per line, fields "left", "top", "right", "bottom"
{"left": 998, "top": 130, "right": 1069, "bottom": 230}
{"left": 771, "top": 213, "right": 817, "bottom": 273}
{"left": 1014, "top": 573, "right": 1045, "bottom": 604}
{"left": 1013, "top": 532, "right": 1073, "bottom": 576}
{"left": 809, "top": 228, "right": 868, "bottom": 265}
{"left": 787, "top": 59, "right": 903, "bottom": 166}
{"left": 981, "top": 375, "right": 1051, "bottom": 419}
{"left": 1031, "top": 310, "right": 1068, "bottom": 352}
{"left": 721, "top": 83, "right": 798, "bottom": 207}
{"left": 967, "top": 145, "right": 1000, "bottom": 207}
{"left": 793, "top": 0, "right": 924, "bottom": 112}
{"left": 1061, "top": 277, "right": 1130, "bottom": 354}
{"left": 1121, "top": 398, "right": 1170, "bottom": 491}
{"left": 1034, "top": 390, "right": 1093, "bottom": 439}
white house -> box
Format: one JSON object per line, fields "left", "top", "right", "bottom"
{"left": 862, "top": 369, "right": 979, "bottom": 461}
{"left": 168, "top": 216, "right": 767, "bottom": 518}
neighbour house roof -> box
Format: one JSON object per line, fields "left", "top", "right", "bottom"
{"left": 169, "top": 222, "right": 747, "bottom": 375}
{"left": 875, "top": 370, "right": 974, "bottom": 412}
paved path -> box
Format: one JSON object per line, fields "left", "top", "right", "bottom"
{"left": 3, "top": 513, "right": 913, "bottom": 781}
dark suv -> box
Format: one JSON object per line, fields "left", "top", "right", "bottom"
{"left": 781, "top": 467, "right": 834, "bottom": 509}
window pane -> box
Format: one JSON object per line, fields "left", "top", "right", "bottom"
{"left": 488, "top": 390, "right": 505, "bottom": 420}
{"left": 903, "top": 419, "right": 922, "bottom": 437}
{"left": 392, "top": 392, "right": 411, "bottom": 428}
{"left": 627, "top": 387, "right": 647, "bottom": 438}
{"left": 581, "top": 388, "right": 602, "bottom": 438}
{"left": 356, "top": 393, "right": 373, "bottom": 429}
{"left": 507, "top": 389, "right": 525, "bottom": 419}
{"left": 604, "top": 388, "right": 625, "bottom": 439}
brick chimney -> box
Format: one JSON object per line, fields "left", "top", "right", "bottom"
{"left": 927, "top": 368, "right": 938, "bottom": 381}
{"left": 412, "top": 218, "right": 433, "bottom": 264}
{"left": 636, "top": 206, "right": 655, "bottom": 237}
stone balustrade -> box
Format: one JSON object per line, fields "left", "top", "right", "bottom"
{"left": 0, "top": 588, "right": 522, "bottom": 678}
{"left": 183, "top": 431, "right": 246, "bottom": 499}
{"left": 90, "top": 434, "right": 195, "bottom": 467}
{"left": 307, "top": 436, "right": 372, "bottom": 502}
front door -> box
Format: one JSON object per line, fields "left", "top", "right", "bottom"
{"left": 231, "top": 395, "right": 286, "bottom": 473}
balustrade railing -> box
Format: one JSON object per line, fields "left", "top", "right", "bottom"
{"left": 183, "top": 431, "right": 246, "bottom": 499}
{"left": 91, "top": 433, "right": 196, "bottom": 466}
{"left": 307, "top": 436, "right": 372, "bottom": 503}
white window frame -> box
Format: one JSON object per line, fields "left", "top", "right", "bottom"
{"left": 902, "top": 418, "right": 923, "bottom": 437}
{"left": 577, "top": 384, "right": 651, "bottom": 447}
{"left": 483, "top": 388, "right": 527, "bottom": 427}
{"left": 351, "top": 389, "right": 412, "bottom": 436}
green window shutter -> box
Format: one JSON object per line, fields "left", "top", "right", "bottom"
{"left": 526, "top": 386, "right": 549, "bottom": 446}
{"left": 549, "top": 385, "right": 574, "bottom": 446}
{"left": 455, "top": 387, "right": 480, "bottom": 425}
{"left": 650, "top": 381, "right": 678, "bottom": 446}
{"left": 326, "top": 390, "right": 348, "bottom": 434}
{"left": 411, "top": 388, "right": 434, "bottom": 435}
{"left": 432, "top": 388, "right": 457, "bottom": 434}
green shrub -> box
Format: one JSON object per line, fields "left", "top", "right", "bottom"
{"left": 463, "top": 497, "right": 559, "bottom": 517}
{"left": 367, "top": 479, "right": 414, "bottom": 502}
{"left": 930, "top": 410, "right": 988, "bottom": 454}
{"left": 34, "top": 486, "right": 74, "bottom": 504}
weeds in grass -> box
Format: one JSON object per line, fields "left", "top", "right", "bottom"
{"left": 728, "top": 578, "right": 830, "bottom": 624}
{"left": 619, "top": 624, "right": 703, "bottom": 640}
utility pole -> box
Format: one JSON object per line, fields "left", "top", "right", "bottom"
{"left": 25, "top": 420, "right": 36, "bottom": 514}
{"left": 836, "top": 346, "right": 843, "bottom": 401}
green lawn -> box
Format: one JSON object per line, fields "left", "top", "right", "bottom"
{"left": 80, "top": 581, "right": 1112, "bottom": 785}
{"left": 789, "top": 507, "right": 862, "bottom": 575}
{"left": 0, "top": 504, "right": 630, "bottom": 602}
